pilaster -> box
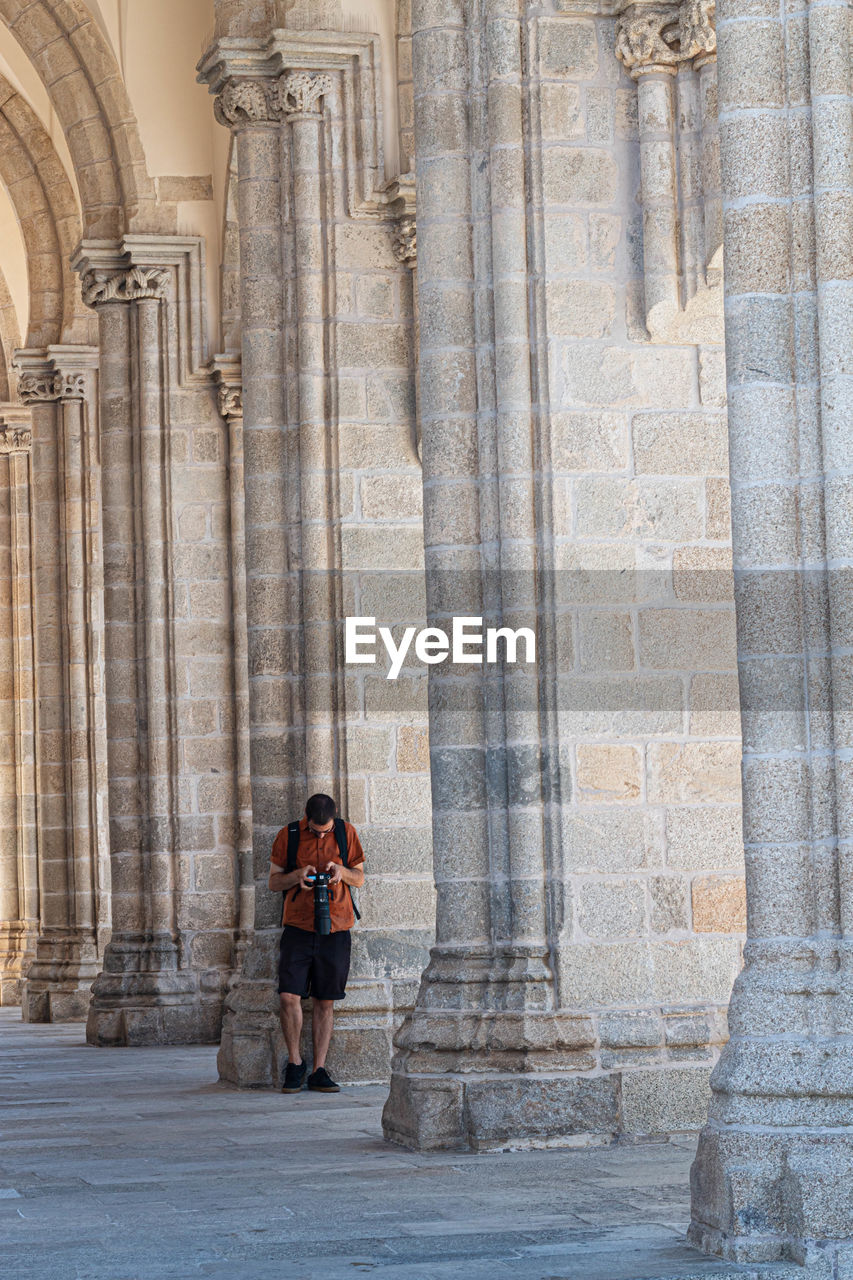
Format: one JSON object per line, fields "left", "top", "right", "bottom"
{"left": 16, "top": 347, "right": 109, "bottom": 1023}
{"left": 72, "top": 242, "right": 222, "bottom": 1046}
{"left": 199, "top": 35, "right": 420, "bottom": 1088}
{"left": 211, "top": 354, "right": 253, "bottom": 971}
{"left": 0, "top": 404, "right": 38, "bottom": 1006}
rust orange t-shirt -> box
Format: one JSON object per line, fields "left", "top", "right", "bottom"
{"left": 270, "top": 817, "right": 365, "bottom": 933}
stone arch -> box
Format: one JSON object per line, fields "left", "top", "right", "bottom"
{"left": 220, "top": 136, "right": 241, "bottom": 353}
{"left": 0, "top": 75, "right": 95, "bottom": 347}
{"left": 0, "top": 0, "right": 158, "bottom": 238}
{"left": 0, "top": 263, "right": 20, "bottom": 401}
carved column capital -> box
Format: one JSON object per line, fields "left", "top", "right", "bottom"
{"left": 214, "top": 78, "right": 278, "bottom": 127}
{"left": 17, "top": 370, "right": 60, "bottom": 404}
{"left": 616, "top": 4, "right": 681, "bottom": 73}
{"left": 81, "top": 266, "right": 170, "bottom": 308}
{"left": 47, "top": 346, "right": 99, "bottom": 401}
{"left": 54, "top": 372, "right": 87, "bottom": 401}
{"left": 276, "top": 71, "right": 334, "bottom": 120}
{"left": 212, "top": 71, "right": 334, "bottom": 128}
{"left": 616, "top": 0, "right": 716, "bottom": 75}
{"left": 0, "top": 410, "right": 32, "bottom": 453}
{"left": 16, "top": 347, "right": 97, "bottom": 402}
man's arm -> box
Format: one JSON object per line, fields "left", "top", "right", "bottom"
{"left": 268, "top": 861, "right": 315, "bottom": 893}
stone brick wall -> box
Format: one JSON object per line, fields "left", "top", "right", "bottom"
{"left": 168, "top": 385, "right": 241, "bottom": 990}
{"left": 326, "top": 222, "right": 435, "bottom": 1075}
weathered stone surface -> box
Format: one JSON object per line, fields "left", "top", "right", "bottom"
{"left": 623, "top": 1066, "right": 714, "bottom": 1135}
{"left": 692, "top": 876, "right": 747, "bottom": 934}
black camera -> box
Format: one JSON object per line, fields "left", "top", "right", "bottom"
{"left": 304, "top": 872, "right": 332, "bottom": 935}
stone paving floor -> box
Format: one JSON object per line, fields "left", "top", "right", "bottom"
{"left": 0, "top": 1009, "right": 802, "bottom": 1280}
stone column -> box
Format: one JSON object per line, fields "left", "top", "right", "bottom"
{"left": 283, "top": 70, "right": 342, "bottom": 798}
{"left": 207, "top": 75, "right": 299, "bottom": 1084}
{"left": 696, "top": 47, "right": 722, "bottom": 287}
{"left": 616, "top": 6, "right": 683, "bottom": 316}
{"left": 73, "top": 251, "right": 214, "bottom": 1045}
{"left": 16, "top": 350, "right": 110, "bottom": 1022}
{"left": 689, "top": 0, "right": 853, "bottom": 1268}
{"left": 616, "top": 0, "right": 719, "bottom": 327}
{"left": 0, "top": 409, "right": 38, "bottom": 1004}
{"left": 382, "top": 0, "right": 605, "bottom": 1152}
{"left": 676, "top": 63, "right": 703, "bottom": 303}
{"left": 212, "top": 357, "right": 253, "bottom": 966}
{"left": 389, "top": 182, "right": 419, "bottom": 459}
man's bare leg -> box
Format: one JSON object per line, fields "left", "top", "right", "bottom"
{"left": 279, "top": 992, "right": 303, "bottom": 1064}
{"left": 312, "top": 999, "right": 334, "bottom": 1069}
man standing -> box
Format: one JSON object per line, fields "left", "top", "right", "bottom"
{"left": 268, "top": 793, "right": 365, "bottom": 1094}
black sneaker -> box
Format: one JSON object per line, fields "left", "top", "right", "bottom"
{"left": 307, "top": 1067, "right": 340, "bottom": 1093}
{"left": 282, "top": 1061, "right": 307, "bottom": 1093}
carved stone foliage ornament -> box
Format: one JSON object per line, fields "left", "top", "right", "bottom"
{"left": 0, "top": 425, "right": 32, "bottom": 453}
{"left": 392, "top": 216, "right": 417, "bottom": 267}
{"left": 217, "top": 383, "right": 243, "bottom": 420}
{"left": 276, "top": 71, "right": 333, "bottom": 118}
{"left": 616, "top": 0, "right": 715, "bottom": 73}
{"left": 17, "top": 370, "right": 87, "bottom": 403}
{"left": 17, "top": 372, "right": 57, "bottom": 403}
{"left": 679, "top": 0, "right": 716, "bottom": 57}
{"left": 81, "top": 266, "right": 171, "bottom": 307}
{"left": 214, "top": 71, "right": 333, "bottom": 128}
{"left": 56, "top": 373, "right": 86, "bottom": 401}
{"left": 214, "top": 79, "right": 274, "bottom": 127}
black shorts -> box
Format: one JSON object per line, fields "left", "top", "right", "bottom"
{"left": 277, "top": 926, "right": 351, "bottom": 1001}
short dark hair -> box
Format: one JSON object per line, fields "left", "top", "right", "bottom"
{"left": 305, "top": 793, "right": 336, "bottom": 825}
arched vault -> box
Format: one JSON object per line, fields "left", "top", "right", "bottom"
{"left": 0, "top": 73, "right": 95, "bottom": 347}
{"left": 0, "top": 0, "right": 159, "bottom": 238}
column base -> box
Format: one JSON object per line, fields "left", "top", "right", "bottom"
{"left": 690, "top": 1124, "right": 853, "bottom": 1268}
{"left": 216, "top": 927, "right": 408, "bottom": 1087}
{"left": 690, "top": 1017, "right": 853, "bottom": 1267}
{"left": 85, "top": 933, "right": 222, "bottom": 1046}
{"left": 0, "top": 919, "right": 39, "bottom": 1006}
{"left": 382, "top": 1065, "right": 621, "bottom": 1152}
{"left": 21, "top": 932, "right": 103, "bottom": 1022}
{"left": 381, "top": 944, "right": 625, "bottom": 1150}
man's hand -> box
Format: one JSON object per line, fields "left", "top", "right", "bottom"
{"left": 268, "top": 861, "right": 317, "bottom": 893}
{"left": 325, "top": 861, "right": 365, "bottom": 888}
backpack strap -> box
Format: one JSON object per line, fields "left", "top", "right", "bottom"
{"left": 286, "top": 821, "right": 301, "bottom": 873}
{"left": 334, "top": 817, "right": 361, "bottom": 922}
{"left": 282, "top": 821, "right": 302, "bottom": 914}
